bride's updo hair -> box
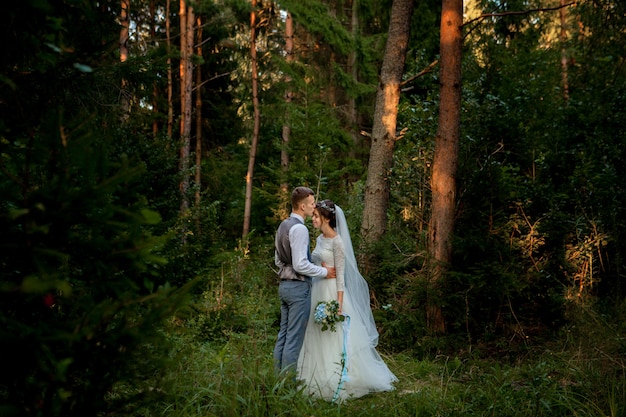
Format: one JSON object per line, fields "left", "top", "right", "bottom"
{"left": 316, "top": 199, "right": 336, "bottom": 228}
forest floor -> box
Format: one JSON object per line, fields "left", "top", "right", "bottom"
{"left": 133, "top": 254, "right": 625, "bottom": 417}
{"left": 144, "top": 327, "right": 623, "bottom": 417}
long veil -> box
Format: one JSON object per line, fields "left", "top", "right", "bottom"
{"left": 334, "top": 205, "right": 379, "bottom": 347}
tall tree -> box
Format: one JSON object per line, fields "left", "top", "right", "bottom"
{"left": 427, "top": 0, "right": 463, "bottom": 334}
{"left": 120, "top": 0, "right": 131, "bottom": 122}
{"left": 360, "top": 0, "right": 414, "bottom": 245}
{"left": 166, "top": 0, "right": 174, "bottom": 139}
{"left": 195, "top": 15, "right": 204, "bottom": 234}
{"left": 242, "top": 0, "right": 261, "bottom": 239}
{"left": 279, "top": 11, "right": 294, "bottom": 205}
{"left": 150, "top": 0, "right": 159, "bottom": 136}
{"left": 272, "top": 0, "right": 371, "bottom": 179}
{"left": 179, "top": 0, "right": 194, "bottom": 222}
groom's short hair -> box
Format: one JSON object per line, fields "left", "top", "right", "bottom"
{"left": 291, "top": 186, "right": 314, "bottom": 209}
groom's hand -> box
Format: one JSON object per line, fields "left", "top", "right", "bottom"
{"left": 322, "top": 263, "right": 336, "bottom": 279}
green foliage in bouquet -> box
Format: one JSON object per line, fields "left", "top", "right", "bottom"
{"left": 314, "top": 300, "right": 345, "bottom": 332}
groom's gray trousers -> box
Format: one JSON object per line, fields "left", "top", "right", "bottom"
{"left": 274, "top": 278, "right": 311, "bottom": 373}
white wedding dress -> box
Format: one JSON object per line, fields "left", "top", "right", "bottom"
{"left": 297, "top": 208, "right": 397, "bottom": 402}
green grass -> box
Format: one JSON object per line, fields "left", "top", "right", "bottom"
{"left": 137, "top": 334, "right": 624, "bottom": 417}
{"left": 127, "top": 254, "right": 626, "bottom": 417}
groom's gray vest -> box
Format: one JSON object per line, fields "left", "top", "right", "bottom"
{"left": 275, "top": 216, "right": 309, "bottom": 282}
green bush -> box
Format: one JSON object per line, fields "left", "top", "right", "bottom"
{"left": 0, "top": 113, "right": 189, "bottom": 417}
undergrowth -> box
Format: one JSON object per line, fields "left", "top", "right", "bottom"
{"left": 129, "top": 249, "right": 626, "bottom": 417}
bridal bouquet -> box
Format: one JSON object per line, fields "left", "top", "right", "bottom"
{"left": 314, "top": 300, "right": 344, "bottom": 332}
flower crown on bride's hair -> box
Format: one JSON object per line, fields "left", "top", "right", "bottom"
{"left": 317, "top": 200, "right": 335, "bottom": 214}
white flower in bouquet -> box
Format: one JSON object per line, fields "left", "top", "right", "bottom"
{"left": 314, "top": 299, "right": 345, "bottom": 332}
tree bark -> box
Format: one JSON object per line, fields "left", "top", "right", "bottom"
{"left": 195, "top": 16, "right": 203, "bottom": 234}
{"left": 150, "top": 0, "right": 159, "bottom": 136}
{"left": 166, "top": 0, "right": 174, "bottom": 139}
{"left": 278, "top": 11, "right": 294, "bottom": 219}
{"left": 427, "top": 0, "right": 463, "bottom": 335}
{"left": 281, "top": 12, "right": 293, "bottom": 174}
{"left": 179, "top": 0, "right": 194, "bottom": 222}
{"left": 242, "top": 0, "right": 260, "bottom": 240}
{"left": 360, "top": 0, "right": 414, "bottom": 245}
{"left": 119, "top": 0, "right": 130, "bottom": 123}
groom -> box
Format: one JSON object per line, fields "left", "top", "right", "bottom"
{"left": 274, "top": 186, "right": 335, "bottom": 374}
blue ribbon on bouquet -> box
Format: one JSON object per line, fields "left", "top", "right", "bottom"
{"left": 332, "top": 313, "right": 351, "bottom": 404}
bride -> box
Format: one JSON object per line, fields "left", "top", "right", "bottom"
{"left": 297, "top": 199, "right": 397, "bottom": 402}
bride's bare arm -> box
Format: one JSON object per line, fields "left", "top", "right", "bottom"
{"left": 337, "top": 291, "right": 344, "bottom": 313}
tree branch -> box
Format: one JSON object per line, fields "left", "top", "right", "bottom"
{"left": 400, "top": 59, "right": 439, "bottom": 88}
{"left": 192, "top": 72, "right": 231, "bottom": 91}
{"left": 463, "top": 2, "right": 576, "bottom": 28}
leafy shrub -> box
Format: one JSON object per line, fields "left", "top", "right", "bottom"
{"left": 0, "top": 113, "right": 188, "bottom": 417}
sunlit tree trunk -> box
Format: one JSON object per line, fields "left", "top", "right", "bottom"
{"left": 281, "top": 12, "right": 293, "bottom": 176}
{"left": 278, "top": 11, "right": 294, "bottom": 218}
{"left": 179, "top": 0, "right": 194, "bottom": 223}
{"left": 195, "top": 16, "right": 203, "bottom": 234}
{"left": 243, "top": 0, "right": 260, "bottom": 240}
{"left": 119, "top": 0, "right": 130, "bottom": 122}
{"left": 166, "top": 0, "right": 174, "bottom": 139}
{"left": 361, "top": 0, "right": 413, "bottom": 245}
{"left": 427, "top": 0, "right": 463, "bottom": 334}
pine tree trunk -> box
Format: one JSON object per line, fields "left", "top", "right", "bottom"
{"left": 243, "top": 0, "right": 260, "bottom": 239}
{"left": 119, "top": 0, "right": 130, "bottom": 122}
{"left": 427, "top": 0, "right": 463, "bottom": 335}
{"left": 361, "top": 0, "right": 414, "bottom": 245}
{"left": 281, "top": 15, "right": 294, "bottom": 173}
{"left": 194, "top": 16, "right": 203, "bottom": 234}
{"left": 179, "top": 0, "right": 194, "bottom": 222}
{"left": 150, "top": 0, "right": 158, "bottom": 136}
{"left": 166, "top": 0, "right": 173, "bottom": 139}
{"left": 279, "top": 11, "right": 294, "bottom": 219}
